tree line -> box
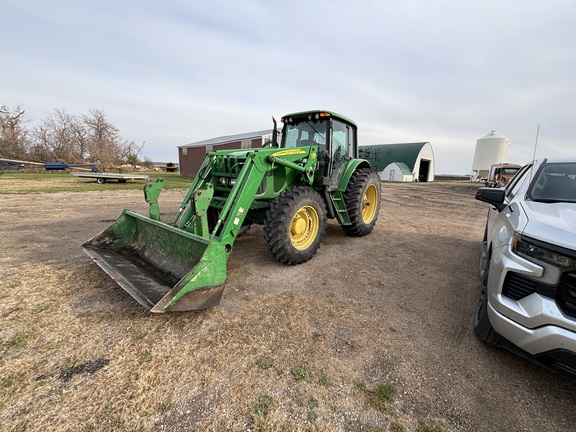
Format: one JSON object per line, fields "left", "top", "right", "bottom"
{"left": 0, "top": 104, "right": 147, "bottom": 166}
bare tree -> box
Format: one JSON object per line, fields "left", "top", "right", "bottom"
{"left": 120, "top": 140, "right": 145, "bottom": 166}
{"left": 70, "top": 119, "right": 89, "bottom": 161}
{"left": 32, "top": 110, "right": 82, "bottom": 162}
{"left": 0, "top": 104, "right": 29, "bottom": 159}
{"left": 2, "top": 104, "right": 148, "bottom": 166}
{"left": 83, "top": 109, "right": 124, "bottom": 165}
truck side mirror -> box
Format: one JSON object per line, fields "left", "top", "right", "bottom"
{"left": 475, "top": 187, "right": 507, "bottom": 212}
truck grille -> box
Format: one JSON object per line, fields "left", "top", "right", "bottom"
{"left": 557, "top": 272, "right": 576, "bottom": 318}
{"left": 502, "top": 273, "right": 537, "bottom": 300}
{"left": 502, "top": 271, "right": 576, "bottom": 319}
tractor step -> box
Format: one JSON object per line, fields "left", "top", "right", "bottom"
{"left": 329, "top": 191, "right": 350, "bottom": 225}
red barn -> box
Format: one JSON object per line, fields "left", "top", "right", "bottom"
{"left": 178, "top": 130, "right": 274, "bottom": 178}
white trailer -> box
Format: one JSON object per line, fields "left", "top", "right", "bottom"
{"left": 70, "top": 172, "right": 150, "bottom": 184}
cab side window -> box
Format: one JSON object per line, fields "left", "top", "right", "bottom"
{"left": 332, "top": 120, "right": 354, "bottom": 162}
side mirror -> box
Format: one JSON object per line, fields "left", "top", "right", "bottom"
{"left": 475, "top": 187, "right": 506, "bottom": 211}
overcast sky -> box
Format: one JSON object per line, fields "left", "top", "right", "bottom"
{"left": 2, "top": 0, "right": 574, "bottom": 174}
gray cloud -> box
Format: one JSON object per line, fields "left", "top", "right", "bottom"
{"left": 2, "top": 0, "right": 574, "bottom": 173}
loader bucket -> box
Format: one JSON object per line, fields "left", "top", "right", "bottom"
{"left": 82, "top": 210, "right": 228, "bottom": 313}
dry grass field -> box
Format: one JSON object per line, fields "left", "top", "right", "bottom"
{"left": 1, "top": 176, "right": 576, "bottom": 431}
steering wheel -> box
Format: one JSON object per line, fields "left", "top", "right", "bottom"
{"left": 333, "top": 146, "right": 342, "bottom": 161}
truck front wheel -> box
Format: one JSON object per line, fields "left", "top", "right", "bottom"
{"left": 342, "top": 168, "right": 381, "bottom": 236}
{"left": 473, "top": 241, "right": 496, "bottom": 343}
{"left": 264, "top": 187, "right": 327, "bottom": 265}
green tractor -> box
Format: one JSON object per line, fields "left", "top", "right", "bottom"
{"left": 82, "top": 110, "right": 381, "bottom": 312}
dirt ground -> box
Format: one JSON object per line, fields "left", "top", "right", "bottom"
{"left": 1, "top": 180, "right": 576, "bottom": 432}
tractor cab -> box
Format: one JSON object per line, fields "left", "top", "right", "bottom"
{"left": 277, "top": 110, "right": 358, "bottom": 188}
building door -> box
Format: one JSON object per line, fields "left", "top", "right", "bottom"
{"left": 419, "top": 159, "right": 431, "bottom": 182}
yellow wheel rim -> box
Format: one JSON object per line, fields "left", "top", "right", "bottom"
{"left": 361, "top": 184, "right": 378, "bottom": 224}
{"left": 290, "top": 205, "right": 319, "bottom": 250}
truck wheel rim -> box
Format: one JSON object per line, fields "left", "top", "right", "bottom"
{"left": 290, "top": 205, "right": 319, "bottom": 250}
{"left": 362, "top": 184, "right": 378, "bottom": 224}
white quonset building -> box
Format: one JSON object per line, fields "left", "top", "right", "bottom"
{"left": 470, "top": 130, "right": 510, "bottom": 182}
{"left": 359, "top": 142, "right": 435, "bottom": 182}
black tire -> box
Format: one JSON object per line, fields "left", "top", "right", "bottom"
{"left": 96, "top": 178, "right": 105, "bottom": 184}
{"left": 264, "top": 187, "right": 327, "bottom": 265}
{"left": 342, "top": 168, "right": 381, "bottom": 236}
{"left": 473, "top": 241, "right": 496, "bottom": 343}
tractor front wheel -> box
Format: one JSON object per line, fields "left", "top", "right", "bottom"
{"left": 264, "top": 187, "right": 327, "bottom": 265}
{"left": 342, "top": 168, "right": 381, "bottom": 236}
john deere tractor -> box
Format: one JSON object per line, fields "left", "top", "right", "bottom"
{"left": 82, "top": 110, "right": 381, "bottom": 312}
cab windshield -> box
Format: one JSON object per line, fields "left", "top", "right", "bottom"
{"left": 529, "top": 162, "right": 576, "bottom": 203}
{"left": 281, "top": 119, "right": 327, "bottom": 150}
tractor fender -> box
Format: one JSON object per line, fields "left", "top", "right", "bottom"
{"left": 335, "top": 159, "right": 372, "bottom": 191}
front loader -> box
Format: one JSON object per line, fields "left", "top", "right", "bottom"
{"left": 82, "top": 110, "right": 381, "bottom": 312}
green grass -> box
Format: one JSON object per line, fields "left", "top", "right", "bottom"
{"left": 416, "top": 420, "right": 444, "bottom": 432}
{"left": 307, "top": 398, "right": 319, "bottom": 425}
{"left": 259, "top": 357, "right": 274, "bottom": 370}
{"left": 0, "top": 171, "right": 193, "bottom": 194}
{"left": 318, "top": 375, "right": 331, "bottom": 387}
{"left": 356, "top": 381, "right": 398, "bottom": 414}
{"left": 291, "top": 360, "right": 314, "bottom": 381}
{"left": 0, "top": 332, "right": 35, "bottom": 350}
{"left": 253, "top": 395, "right": 272, "bottom": 417}
{"left": 391, "top": 422, "right": 407, "bottom": 432}
{"left": 138, "top": 352, "right": 153, "bottom": 364}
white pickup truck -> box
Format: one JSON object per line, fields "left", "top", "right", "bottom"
{"left": 474, "top": 158, "right": 576, "bottom": 378}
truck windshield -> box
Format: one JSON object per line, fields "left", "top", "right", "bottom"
{"left": 501, "top": 168, "right": 520, "bottom": 175}
{"left": 529, "top": 162, "right": 576, "bottom": 203}
{"left": 282, "top": 119, "right": 327, "bottom": 149}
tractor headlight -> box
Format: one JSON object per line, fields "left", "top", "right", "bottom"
{"left": 513, "top": 233, "right": 573, "bottom": 267}
{"left": 217, "top": 177, "right": 226, "bottom": 187}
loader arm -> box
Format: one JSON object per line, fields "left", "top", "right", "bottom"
{"left": 171, "top": 147, "right": 318, "bottom": 243}
{"left": 82, "top": 146, "right": 318, "bottom": 312}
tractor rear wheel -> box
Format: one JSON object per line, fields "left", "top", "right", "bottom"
{"left": 342, "top": 168, "right": 381, "bottom": 236}
{"left": 264, "top": 187, "right": 327, "bottom": 265}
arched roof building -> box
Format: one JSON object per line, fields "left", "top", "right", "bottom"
{"left": 359, "top": 142, "right": 435, "bottom": 182}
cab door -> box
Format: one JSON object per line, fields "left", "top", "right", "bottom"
{"left": 329, "top": 119, "right": 355, "bottom": 189}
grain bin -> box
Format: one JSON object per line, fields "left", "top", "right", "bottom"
{"left": 470, "top": 130, "right": 510, "bottom": 181}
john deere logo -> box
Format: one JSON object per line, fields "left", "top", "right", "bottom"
{"left": 273, "top": 149, "right": 307, "bottom": 157}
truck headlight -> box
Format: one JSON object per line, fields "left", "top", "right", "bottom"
{"left": 513, "top": 233, "right": 573, "bottom": 267}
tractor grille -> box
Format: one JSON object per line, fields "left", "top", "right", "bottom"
{"left": 502, "top": 271, "right": 576, "bottom": 319}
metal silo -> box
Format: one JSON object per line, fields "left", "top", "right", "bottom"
{"left": 470, "top": 130, "right": 510, "bottom": 181}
